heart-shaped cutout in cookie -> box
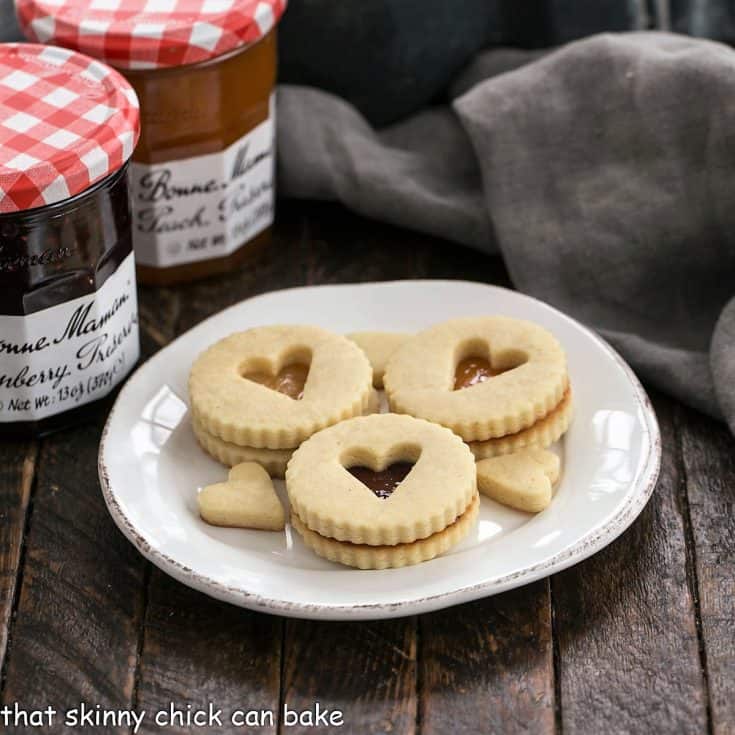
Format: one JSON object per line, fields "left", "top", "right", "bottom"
{"left": 476, "top": 448, "right": 560, "bottom": 513}
{"left": 454, "top": 339, "right": 528, "bottom": 390}
{"left": 347, "top": 462, "right": 415, "bottom": 499}
{"left": 241, "top": 347, "right": 312, "bottom": 400}
{"left": 454, "top": 357, "right": 508, "bottom": 389}
{"left": 244, "top": 362, "right": 309, "bottom": 400}
{"left": 198, "top": 462, "right": 285, "bottom": 530}
{"left": 341, "top": 442, "right": 422, "bottom": 500}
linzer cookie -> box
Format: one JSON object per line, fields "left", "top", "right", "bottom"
{"left": 192, "top": 390, "right": 381, "bottom": 477}
{"left": 189, "top": 325, "right": 373, "bottom": 449}
{"left": 292, "top": 495, "right": 479, "bottom": 570}
{"left": 383, "top": 317, "right": 569, "bottom": 441}
{"left": 469, "top": 388, "right": 573, "bottom": 459}
{"left": 347, "top": 331, "right": 410, "bottom": 389}
{"left": 192, "top": 418, "right": 295, "bottom": 478}
{"left": 286, "top": 413, "right": 478, "bottom": 568}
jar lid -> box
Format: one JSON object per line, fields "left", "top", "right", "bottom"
{"left": 0, "top": 43, "right": 140, "bottom": 214}
{"left": 15, "top": 0, "right": 287, "bottom": 70}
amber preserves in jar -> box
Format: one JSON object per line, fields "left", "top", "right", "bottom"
{"left": 0, "top": 44, "right": 141, "bottom": 438}
{"left": 128, "top": 32, "right": 277, "bottom": 285}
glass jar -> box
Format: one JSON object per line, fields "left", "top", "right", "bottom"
{"left": 128, "top": 30, "right": 277, "bottom": 285}
{"left": 0, "top": 44, "right": 141, "bottom": 438}
{"left": 16, "top": 0, "right": 286, "bottom": 286}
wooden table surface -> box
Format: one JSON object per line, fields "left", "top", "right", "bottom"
{"left": 0, "top": 201, "right": 733, "bottom": 735}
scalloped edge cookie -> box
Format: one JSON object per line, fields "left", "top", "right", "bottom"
{"left": 347, "top": 331, "right": 411, "bottom": 388}
{"left": 286, "top": 413, "right": 477, "bottom": 546}
{"left": 192, "top": 418, "right": 294, "bottom": 477}
{"left": 192, "top": 390, "right": 381, "bottom": 477}
{"left": 469, "top": 388, "right": 573, "bottom": 459}
{"left": 189, "top": 325, "right": 373, "bottom": 449}
{"left": 291, "top": 493, "right": 479, "bottom": 569}
{"left": 383, "top": 316, "right": 568, "bottom": 441}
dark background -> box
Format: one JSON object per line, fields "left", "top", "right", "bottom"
{"left": 4, "top": 0, "right": 735, "bottom": 124}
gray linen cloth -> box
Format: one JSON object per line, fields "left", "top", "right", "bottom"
{"left": 278, "top": 32, "right": 735, "bottom": 434}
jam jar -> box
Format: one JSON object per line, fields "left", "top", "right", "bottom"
{"left": 16, "top": 0, "right": 287, "bottom": 286}
{"left": 0, "top": 43, "right": 141, "bottom": 438}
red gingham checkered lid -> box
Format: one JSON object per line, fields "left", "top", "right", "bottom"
{"left": 0, "top": 44, "right": 140, "bottom": 214}
{"left": 15, "top": 0, "right": 287, "bottom": 70}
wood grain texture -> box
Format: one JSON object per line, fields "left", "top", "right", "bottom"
{"left": 272, "top": 206, "right": 524, "bottom": 735}
{"left": 138, "top": 286, "right": 181, "bottom": 359}
{"left": 0, "top": 226, "right": 184, "bottom": 727}
{"left": 277, "top": 204, "right": 422, "bottom": 735}
{"left": 280, "top": 618, "right": 417, "bottom": 735}
{"left": 134, "top": 569, "right": 281, "bottom": 735}
{"left": 0, "top": 441, "right": 37, "bottom": 677}
{"left": 679, "top": 406, "right": 735, "bottom": 735}
{"left": 129, "top": 206, "right": 307, "bottom": 734}
{"left": 553, "top": 396, "right": 708, "bottom": 735}
{"left": 0, "top": 419, "right": 147, "bottom": 733}
{"left": 420, "top": 582, "right": 555, "bottom": 735}
{"left": 303, "top": 201, "right": 509, "bottom": 287}
{"left": 0, "top": 201, "right": 726, "bottom": 735}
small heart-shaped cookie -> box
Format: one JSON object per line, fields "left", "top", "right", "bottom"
{"left": 476, "top": 448, "right": 560, "bottom": 513}
{"left": 198, "top": 462, "right": 285, "bottom": 531}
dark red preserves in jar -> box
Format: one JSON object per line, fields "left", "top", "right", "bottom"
{"left": 0, "top": 43, "right": 141, "bottom": 438}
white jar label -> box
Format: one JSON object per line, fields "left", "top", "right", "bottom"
{"left": 131, "top": 97, "right": 276, "bottom": 268}
{"left": 0, "top": 251, "right": 139, "bottom": 423}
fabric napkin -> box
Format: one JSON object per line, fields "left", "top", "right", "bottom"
{"left": 277, "top": 32, "right": 735, "bottom": 435}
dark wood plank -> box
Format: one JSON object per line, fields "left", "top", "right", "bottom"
{"left": 0, "top": 418, "right": 148, "bottom": 733}
{"left": 303, "top": 201, "right": 511, "bottom": 287}
{"left": 137, "top": 203, "right": 431, "bottom": 735}
{"left": 280, "top": 618, "right": 417, "bottom": 735}
{"left": 0, "top": 441, "right": 38, "bottom": 677}
{"left": 129, "top": 203, "right": 308, "bottom": 733}
{"left": 679, "top": 407, "right": 735, "bottom": 735}
{"left": 420, "top": 582, "right": 555, "bottom": 735}
{"left": 138, "top": 286, "right": 181, "bottom": 359}
{"left": 553, "top": 395, "right": 708, "bottom": 734}
{"left": 0, "top": 254, "right": 183, "bottom": 730}
{"left": 276, "top": 205, "right": 425, "bottom": 735}
{"left": 389, "top": 209, "right": 549, "bottom": 735}
{"left": 414, "top": 241, "right": 511, "bottom": 289}
{"left": 134, "top": 569, "right": 281, "bottom": 735}
{"left": 281, "top": 204, "right": 528, "bottom": 735}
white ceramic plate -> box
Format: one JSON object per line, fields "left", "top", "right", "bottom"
{"left": 99, "top": 281, "right": 660, "bottom": 620}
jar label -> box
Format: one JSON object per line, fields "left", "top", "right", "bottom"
{"left": 131, "top": 96, "right": 275, "bottom": 268}
{"left": 0, "top": 252, "right": 139, "bottom": 423}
